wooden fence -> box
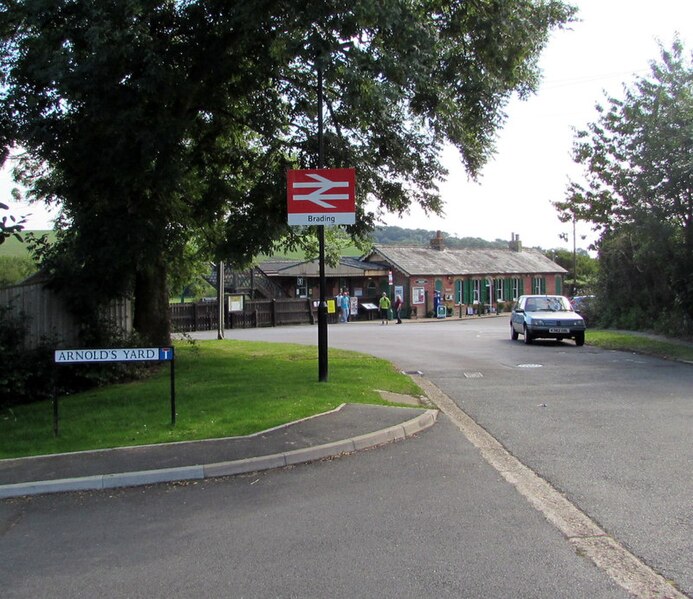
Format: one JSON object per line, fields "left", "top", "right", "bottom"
{"left": 169, "top": 298, "right": 331, "bottom": 333}
{"left": 0, "top": 281, "right": 132, "bottom": 350}
{"left": 2, "top": 284, "right": 346, "bottom": 347}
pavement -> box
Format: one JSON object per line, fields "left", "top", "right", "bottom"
{"left": 0, "top": 403, "right": 437, "bottom": 500}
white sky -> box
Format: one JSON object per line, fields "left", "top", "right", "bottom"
{"left": 4, "top": 0, "right": 693, "bottom": 253}
{"left": 383, "top": 0, "right": 693, "bottom": 251}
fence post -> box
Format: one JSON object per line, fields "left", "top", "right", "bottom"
{"left": 271, "top": 299, "right": 277, "bottom": 327}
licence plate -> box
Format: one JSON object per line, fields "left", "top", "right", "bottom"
{"left": 549, "top": 327, "right": 570, "bottom": 334}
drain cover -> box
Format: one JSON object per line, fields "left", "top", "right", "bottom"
{"left": 517, "top": 363, "right": 543, "bottom": 368}
{"left": 402, "top": 370, "right": 423, "bottom": 375}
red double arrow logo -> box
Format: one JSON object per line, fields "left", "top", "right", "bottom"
{"left": 287, "top": 168, "right": 356, "bottom": 225}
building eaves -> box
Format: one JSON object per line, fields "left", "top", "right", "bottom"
{"left": 364, "top": 247, "right": 413, "bottom": 276}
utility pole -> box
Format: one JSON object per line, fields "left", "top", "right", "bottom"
{"left": 572, "top": 216, "right": 577, "bottom": 297}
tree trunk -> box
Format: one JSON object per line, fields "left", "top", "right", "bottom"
{"left": 133, "top": 257, "right": 171, "bottom": 346}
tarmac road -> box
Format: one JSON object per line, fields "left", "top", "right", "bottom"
{"left": 1, "top": 317, "right": 690, "bottom": 598}
{"left": 1, "top": 411, "right": 630, "bottom": 598}
{"left": 211, "top": 316, "right": 693, "bottom": 597}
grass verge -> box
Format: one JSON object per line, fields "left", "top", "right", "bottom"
{"left": 587, "top": 330, "right": 693, "bottom": 363}
{"left": 0, "top": 340, "right": 423, "bottom": 459}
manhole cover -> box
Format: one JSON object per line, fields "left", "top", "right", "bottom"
{"left": 402, "top": 370, "right": 423, "bottom": 375}
{"left": 517, "top": 363, "right": 543, "bottom": 368}
{"left": 464, "top": 372, "right": 483, "bottom": 378}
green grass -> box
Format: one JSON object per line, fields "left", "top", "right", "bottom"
{"left": 0, "top": 340, "right": 423, "bottom": 459}
{"left": 587, "top": 330, "right": 693, "bottom": 363}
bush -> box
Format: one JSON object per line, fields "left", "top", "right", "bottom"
{"left": 0, "top": 305, "right": 55, "bottom": 407}
{"left": 0, "top": 304, "right": 158, "bottom": 408}
{"left": 0, "top": 256, "right": 36, "bottom": 286}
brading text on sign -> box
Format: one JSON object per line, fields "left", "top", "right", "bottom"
{"left": 287, "top": 168, "right": 356, "bottom": 226}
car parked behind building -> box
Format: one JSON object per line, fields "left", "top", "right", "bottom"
{"left": 510, "top": 295, "right": 586, "bottom": 346}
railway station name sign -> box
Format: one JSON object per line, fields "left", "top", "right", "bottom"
{"left": 287, "top": 168, "right": 356, "bottom": 226}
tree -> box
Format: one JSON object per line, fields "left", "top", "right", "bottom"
{"left": 1, "top": 0, "right": 576, "bottom": 344}
{"left": 555, "top": 40, "right": 693, "bottom": 332}
{"left": 543, "top": 248, "right": 598, "bottom": 295}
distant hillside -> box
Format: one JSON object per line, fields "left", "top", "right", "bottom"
{"left": 0, "top": 230, "right": 54, "bottom": 258}
{"left": 1, "top": 227, "right": 508, "bottom": 261}
{"left": 371, "top": 226, "right": 508, "bottom": 249}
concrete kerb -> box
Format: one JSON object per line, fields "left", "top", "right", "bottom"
{"left": 0, "top": 409, "right": 438, "bottom": 500}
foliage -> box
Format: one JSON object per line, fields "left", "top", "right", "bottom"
{"left": 271, "top": 226, "right": 371, "bottom": 267}
{"left": 0, "top": 0, "right": 576, "bottom": 345}
{"left": 0, "top": 201, "right": 26, "bottom": 245}
{"left": 0, "top": 254, "right": 35, "bottom": 286}
{"left": 555, "top": 40, "right": 693, "bottom": 334}
{"left": 371, "top": 225, "right": 509, "bottom": 248}
{"left": 543, "top": 247, "right": 598, "bottom": 295}
{"left": 0, "top": 302, "right": 157, "bottom": 409}
{"left": 0, "top": 304, "right": 53, "bottom": 407}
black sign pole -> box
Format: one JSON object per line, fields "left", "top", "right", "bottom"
{"left": 317, "top": 61, "right": 328, "bottom": 382}
{"left": 52, "top": 386, "right": 59, "bottom": 437}
{"left": 170, "top": 353, "right": 176, "bottom": 426}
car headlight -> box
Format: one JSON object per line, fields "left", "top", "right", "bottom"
{"left": 533, "top": 319, "right": 544, "bottom": 326}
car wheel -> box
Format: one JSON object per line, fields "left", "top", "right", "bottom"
{"left": 523, "top": 325, "right": 532, "bottom": 344}
{"left": 511, "top": 324, "right": 519, "bottom": 340}
{"left": 575, "top": 332, "right": 585, "bottom": 346}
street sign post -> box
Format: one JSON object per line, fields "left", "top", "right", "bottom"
{"left": 53, "top": 347, "right": 176, "bottom": 435}
{"left": 287, "top": 168, "right": 356, "bottom": 226}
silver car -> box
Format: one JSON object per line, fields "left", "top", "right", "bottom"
{"left": 510, "top": 295, "right": 586, "bottom": 346}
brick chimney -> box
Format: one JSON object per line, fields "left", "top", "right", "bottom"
{"left": 430, "top": 230, "right": 445, "bottom": 251}
{"left": 509, "top": 233, "right": 523, "bottom": 252}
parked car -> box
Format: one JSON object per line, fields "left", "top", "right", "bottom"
{"left": 569, "top": 295, "right": 592, "bottom": 311}
{"left": 510, "top": 295, "right": 586, "bottom": 346}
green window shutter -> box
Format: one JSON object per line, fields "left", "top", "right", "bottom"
{"left": 555, "top": 276, "right": 562, "bottom": 295}
{"left": 463, "top": 279, "right": 471, "bottom": 303}
{"left": 504, "top": 278, "right": 512, "bottom": 300}
{"left": 480, "top": 280, "right": 488, "bottom": 304}
{"left": 435, "top": 279, "right": 443, "bottom": 292}
{"left": 455, "top": 280, "right": 462, "bottom": 303}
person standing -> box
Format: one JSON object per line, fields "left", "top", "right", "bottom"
{"left": 379, "top": 292, "right": 391, "bottom": 325}
{"left": 393, "top": 294, "right": 403, "bottom": 324}
{"left": 340, "top": 290, "right": 350, "bottom": 323}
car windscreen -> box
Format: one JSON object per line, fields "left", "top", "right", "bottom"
{"left": 525, "top": 297, "right": 571, "bottom": 312}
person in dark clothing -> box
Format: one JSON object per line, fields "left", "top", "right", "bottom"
{"left": 393, "top": 295, "right": 403, "bottom": 324}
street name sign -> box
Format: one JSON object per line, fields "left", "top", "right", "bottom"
{"left": 54, "top": 347, "right": 174, "bottom": 363}
{"left": 287, "top": 168, "right": 356, "bottom": 226}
